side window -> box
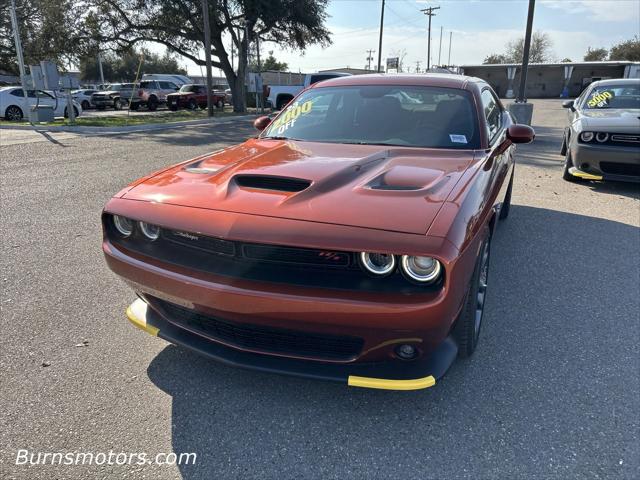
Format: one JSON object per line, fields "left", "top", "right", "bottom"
{"left": 481, "top": 89, "right": 502, "bottom": 143}
{"left": 160, "top": 81, "right": 177, "bottom": 90}
{"left": 10, "top": 89, "right": 24, "bottom": 97}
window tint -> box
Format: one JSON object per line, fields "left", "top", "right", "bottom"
{"left": 309, "top": 74, "right": 343, "bottom": 85}
{"left": 583, "top": 83, "right": 640, "bottom": 109}
{"left": 160, "top": 81, "right": 177, "bottom": 90}
{"left": 262, "top": 85, "right": 480, "bottom": 149}
{"left": 481, "top": 89, "right": 501, "bottom": 142}
{"left": 140, "top": 81, "right": 154, "bottom": 88}
{"left": 10, "top": 89, "right": 24, "bottom": 97}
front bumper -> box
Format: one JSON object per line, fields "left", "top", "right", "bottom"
{"left": 92, "top": 98, "right": 116, "bottom": 107}
{"left": 570, "top": 142, "right": 640, "bottom": 182}
{"left": 126, "top": 298, "right": 457, "bottom": 390}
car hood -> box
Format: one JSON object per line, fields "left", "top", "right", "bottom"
{"left": 580, "top": 109, "right": 640, "bottom": 132}
{"left": 167, "top": 92, "right": 192, "bottom": 96}
{"left": 123, "top": 139, "right": 475, "bottom": 234}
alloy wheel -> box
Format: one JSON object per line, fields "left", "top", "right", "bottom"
{"left": 6, "top": 106, "right": 23, "bottom": 121}
{"left": 474, "top": 240, "right": 490, "bottom": 337}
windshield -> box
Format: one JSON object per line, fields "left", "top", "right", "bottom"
{"left": 584, "top": 83, "right": 640, "bottom": 109}
{"left": 179, "top": 85, "right": 196, "bottom": 93}
{"left": 261, "top": 85, "right": 480, "bottom": 149}
{"left": 107, "top": 84, "right": 122, "bottom": 91}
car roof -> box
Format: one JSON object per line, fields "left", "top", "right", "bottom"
{"left": 590, "top": 78, "right": 640, "bottom": 87}
{"left": 310, "top": 73, "right": 481, "bottom": 90}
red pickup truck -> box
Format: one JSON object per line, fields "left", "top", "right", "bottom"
{"left": 166, "top": 84, "right": 226, "bottom": 110}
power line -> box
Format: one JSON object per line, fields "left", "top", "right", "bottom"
{"left": 420, "top": 5, "right": 440, "bottom": 71}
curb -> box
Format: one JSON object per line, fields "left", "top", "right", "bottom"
{"left": 0, "top": 114, "right": 260, "bottom": 135}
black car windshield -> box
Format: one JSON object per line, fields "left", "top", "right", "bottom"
{"left": 583, "top": 83, "right": 640, "bottom": 109}
{"left": 261, "top": 85, "right": 480, "bottom": 149}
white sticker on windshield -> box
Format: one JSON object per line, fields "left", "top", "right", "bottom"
{"left": 449, "top": 134, "right": 468, "bottom": 144}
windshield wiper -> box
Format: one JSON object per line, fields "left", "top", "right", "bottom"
{"left": 261, "top": 135, "right": 299, "bottom": 140}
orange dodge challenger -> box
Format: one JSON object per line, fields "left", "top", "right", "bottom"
{"left": 102, "top": 74, "right": 534, "bottom": 390}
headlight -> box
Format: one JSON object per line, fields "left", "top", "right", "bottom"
{"left": 580, "top": 132, "right": 594, "bottom": 142}
{"left": 401, "top": 256, "right": 442, "bottom": 283}
{"left": 113, "top": 215, "right": 134, "bottom": 237}
{"left": 359, "top": 252, "right": 396, "bottom": 276}
{"left": 139, "top": 222, "right": 160, "bottom": 241}
{"left": 595, "top": 132, "right": 609, "bottom": 143}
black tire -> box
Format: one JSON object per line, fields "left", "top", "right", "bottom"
{"left": 453, "top": 234, "right": 491, "bottom": 358}
{"left": 81, "top": 100, "right": 90, "bottom": 110}
{"left": 216, "top": 99, "right": 224, "bottom": 109}
{"left": 113, "top": 98, "right": 122, "bottom": 110}
{"left": 562, "top": 148, "right": 582, "bottom": 182}
{"left": 129, "top": 102, "right": 139, "bottom": 111}
{"left": 64, "top": 106, "right": 79, "bottom": 118}
{"left": 560, "top": 132, "right": 568, "bottom": 156}
{"left": 5, "top": 105, "right": 23, "bottom": 121}
{"left": 499, "top": 168, "right": 513, "bottom": 220}
{"left": 147, "top": 97, "right": 158, "bottom": 111}
{"left": 188, "top": 98, "right": 197, "bottom": 110}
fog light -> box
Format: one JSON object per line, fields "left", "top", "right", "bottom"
{"left": 395, "top": 344, "right": 417, "bottom": 360}
{"left": 359, "top": 252, "right": 396, "bottom": 276}
{"left": 113, "top": 215, "right": 134, "bottom": 237}
{"left": 139, "top": 222, "right": 160, "bottom": 241}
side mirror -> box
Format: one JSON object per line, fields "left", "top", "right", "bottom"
{"left": 253, "top": 115, "right": 272, "bottom": 131}
{"left": 562, "top": 100, "right": 575, "bottom": 111}
{"left": 506, "top": 124, "right": 535, "bottom": 144}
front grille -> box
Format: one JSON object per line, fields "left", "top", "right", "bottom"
{"left": 155, "top": 298, "right": 364, "bottom": 361}
{"left": 105, "top": 215, "right": 443, "bottom": 294}
{"left": 600, "top": 162, "right": 640, "bottom": 177}
{"left": 611, "top": 134, "right": 640, "bottom": 144}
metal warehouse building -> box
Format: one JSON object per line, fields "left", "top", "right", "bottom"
{"left": 459, "top": 61, "right": 640, "bottom": 98}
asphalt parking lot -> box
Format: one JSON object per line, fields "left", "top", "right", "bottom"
{"left": 1, "top": 99, "right": 638, "bottom": 479}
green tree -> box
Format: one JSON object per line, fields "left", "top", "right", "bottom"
{"left": 505, "top": 31, "right": 553, "bottom": 63}
{"left": 80, "top": 48, "right": 187, "bottom": 82}
{"left": 583, "top": 47, "right": 608, "bottom": 61}
{"left": 483, "top": 54, "right": 509, "bottom": 64}
{"left": 250, "top": 53, "right": 288, "bottom": 71}
{"left": 87, "top": 0, "right": 331, "bottom": 112}
{"left": 609, "top": 36, "right": 640, "bottom": 61}
{"left": 0, "top": 0, "right": 83, "bottom": 75}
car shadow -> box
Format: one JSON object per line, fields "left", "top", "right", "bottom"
{"left": 146, "top": 205, "right": 639, "bottom": 479}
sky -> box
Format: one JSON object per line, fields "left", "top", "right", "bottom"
{"left": 181, "top": 0, "right": 640, "bottom": 76}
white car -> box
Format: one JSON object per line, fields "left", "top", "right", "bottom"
{"left": 1, "top": 86, "right": 82, "bottom": 121}
{"left": 72, "top": 89, "right": 97, "bottom": 110}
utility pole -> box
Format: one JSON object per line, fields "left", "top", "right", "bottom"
{"left": 376, "top": 0, "right": 385, "bottom": 72}
{"left": 366, "top": 49, "right": 375, "bottom": 70}
{"left": 256, "top": 34, "right": 262, "bottom": 113}
{"left": 438, "top": 26, "right": 443, "bottom": 66}
{"left": 9, "top": 0, "right": 30, "bottom": 123}
{"left": 517, "top": 0, "right": 535, "bottom": 103}
{"left": 448, "top": 31, "right": 453, "bottom": 66}
{"left": 97, "top": 52, "right": 105, "bottom": 86}
{"left": 201, "top": 0, "right": 214, "bottom": 117}
{"left": 415, "top": 60, "right": 421, "bottom": 73}
{"left": 420, "top": 5, "right": 440, "bottom": 71}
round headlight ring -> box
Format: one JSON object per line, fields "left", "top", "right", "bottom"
{"left": 580, "top": 132, "right": 594, "bottom": 142}
{"left": 113, "top": 215, "right": 134, "bottom": 237}
{"left": 359, "top": 252, "right": 396, "bottom": 276}
{"left": 401, "top": 255, "right": 442, "bottom": 283}
{"left": 595, "top": 132, "right": 609, "bottom": 143}
{"left": 139, "top": 222, "right": 160, "bottom": 241}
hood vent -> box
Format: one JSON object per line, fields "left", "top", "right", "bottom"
{"left": 234, "top": 175, "right": 311, "bottom": 192}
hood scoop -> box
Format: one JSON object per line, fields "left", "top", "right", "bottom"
{"left": 234, "top": 174, "right": 312, "bottom": 193}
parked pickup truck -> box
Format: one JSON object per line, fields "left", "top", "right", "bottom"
{"left": 266, "top": 72, "right": 351, "bottom": 110}
{"left": 166, "top": 84, "right": 226, "bottom": 110}
{"left": 91, "top": 83, "right": 138, "bottom": 110}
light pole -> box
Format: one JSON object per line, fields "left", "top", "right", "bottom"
{"left": 508, "top": 0, "right": 536, "bottom": 125}
{"left": 9, "top": 0, "right": 30, "bottom": 123}
{"left": 201, "top": 0, "right": 214, "bottom": 117}
{"left": 376, "top": 0, "right": 385, "bottom": 72}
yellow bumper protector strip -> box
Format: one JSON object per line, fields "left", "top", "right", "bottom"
{"left": 348, "top": 375, "right": 436, "bottom": 391}
{"left": 126, "top": 299, "right": 159, "bottom": 336}
{"left": 569, "top": 167, "right": 603, "bottom": 181}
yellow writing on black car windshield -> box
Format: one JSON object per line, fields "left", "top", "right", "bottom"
{"left": 269, "top": 100, "right": 314, "bottom": 134}
{"left": 587, "top": 91, "right": 612, "bottom": 108}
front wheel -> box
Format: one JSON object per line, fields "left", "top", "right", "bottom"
{"left": 81, "top": 100, "right": 90, "bottom": 110}
{"left": 147, "top": 97, "right": 158, "bottom": 111}
{"left": 113, "top": 98, "right": 122, "bottom": 110}
{"left": 216, "top": 99, "right": 224, "bottom": 109}
{"left": 453, "top": 234, "right": 491, "bottom": 358}
{"left": 562, "top": 149, "right": 582, "bottom": 182}
{"left": 64, "top": 106, "right": 79, "bottom": 118}
{"left": 5, "top": 105, "right": 23, "bottom": 121}
{"left": 188, "top": 98, "right": 197, "bottom": 110}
